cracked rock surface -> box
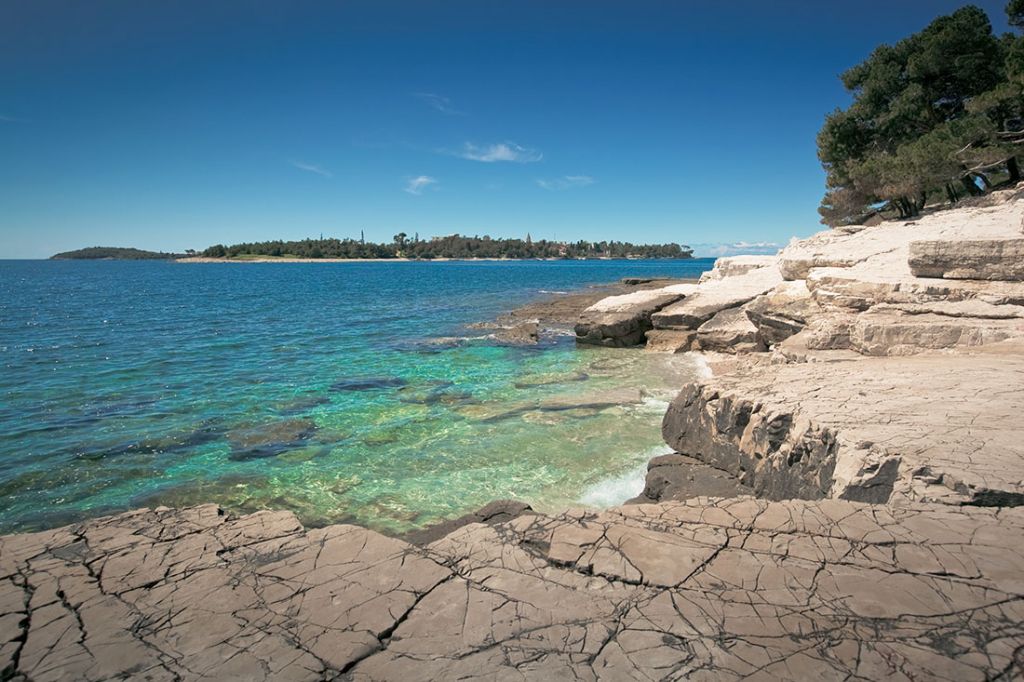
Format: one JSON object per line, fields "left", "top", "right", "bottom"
{"left": 3, "top": 499, "right": 1023, "bottom": 681}
{"left": 663, "top": 344, "right": 1024, "bottom": 506}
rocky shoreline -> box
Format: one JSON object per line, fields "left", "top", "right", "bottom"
{"left": 4, "top": 195, "right": 1024, "bottom": 680}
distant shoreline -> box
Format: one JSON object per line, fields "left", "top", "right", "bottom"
{"left": 175, "top": 256, "right": 699, "bottom": 264}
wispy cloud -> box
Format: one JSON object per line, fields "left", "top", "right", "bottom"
{"left": 537, "top": 175, "right": 595, "bottom": 190}
{"left": 289, "top": 160, "right": 332, "bottom": 178}
{"left": 692, "top": 241, "right": 781, "bottom": 258}
{"left": 415, "top": 92, "right": 463, "bottom": 115}
{"left": 0, "top": 115, "right": 18, "bottom": 123}
{"left": 404, "top": 175, "right": 438, "bottom": 195}
{"left": 457, "top": 142, "right": 542, "bottom": 163}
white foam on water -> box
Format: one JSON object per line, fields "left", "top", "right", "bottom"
{"left": 636, "top": 395, "right": 671, "bottom": 414}
{"left": 578, "top": 444, "right": 674, "bottom": 508}
{"left": 688, "top": 352, "right": 714, "bottom": 379}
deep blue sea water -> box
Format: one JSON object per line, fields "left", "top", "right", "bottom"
{"left": 0, "top": 258, "right": 714, "bottom": 534}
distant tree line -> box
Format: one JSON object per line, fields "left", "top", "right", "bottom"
{"left": 50, "top": 247, "right": 183, "bottom": 260}
{"left": 201, "top": 233, "right": 693, "bottom": 260}
{"left": 818, "top": 3, "right": 1024, "bottom": 225}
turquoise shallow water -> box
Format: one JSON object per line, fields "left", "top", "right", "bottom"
{"left": 0, "top": 259, "right": 713, "bottom": 534}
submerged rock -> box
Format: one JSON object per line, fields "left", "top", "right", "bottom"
{"left": 273, "top": 394, "right": 330, "bottom": 415}
{"left": 227, "top": 418, "right": 317, "bottom": 460}
{"left": 491, "top": 320, "right": 540, "bottom": 345}
{"left": 402, "top": 499, "right": 533, "bottom": 545}
{"left": 330, "top": 376, "right": 408, "bottom": 392}
{"left": 73, "top": 419, "right": 224, "bottom": 461}
{"left": 397, "top": 384, "right": 474, "bottom": 406}
{"left": 512, "top": 371, "right": 589, "bottom": 389}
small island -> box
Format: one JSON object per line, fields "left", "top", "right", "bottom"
{"left": 50, "top": 246, "right": 185, "bottom": 260}
{"left": 193, "top": 234, "right": 693, "bottom": 261}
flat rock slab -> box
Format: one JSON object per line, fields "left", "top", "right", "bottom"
{"left": 662, "top": 348, "right": 1024, "bottom": 506}
{"left": 909, "top": 238, "right": 1024, "bottom": 281}
{"left": 797, "top": 310, "right": 1024, "bottom": 356}
{"left": 575, "top": 289, "right": 689, "bottom": 346}
{"left": 779, "top": 198, "right": 1024, "bottom": 281}
{"left": 4, "top": 499, "right": 1022, "bottom": 681}
{"left": 652, "top": 266, "right": 783, "bottom": 330}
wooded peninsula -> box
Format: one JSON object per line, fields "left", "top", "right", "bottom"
{"left": 199, "top": 234, "right": 693, "bottom": 260}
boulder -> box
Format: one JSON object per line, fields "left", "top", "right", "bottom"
{"left": 697, "top": 254, "right": 776, "bottom": 283}
{"left": 491, "top": 320, "right": 539, "bottom": 344}
{"left": 626, "top": 453, "right": 752, "bottom": 503}
{"left": 643, "top": 329, "right": 696, "bottom": 353}
{"left": 743, "top": 280, "right": 822, "bottom": 346}
{"left": 909, "top": 238, "right": 1024, "bottom": 281}
{"left": 652, "top": 266, "right": 783, "bottom": 330}
{"left": 575, "top": 288, "right": 688, "bottom": 346}
{"left": 693, "top": 307, "right": 764, "bottom": 353}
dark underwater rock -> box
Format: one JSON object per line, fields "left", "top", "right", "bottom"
{"left": 330, "top": 377, "right": 408, "bottom": 392}
{"left": 227, "top": 418, "right": 317, "bottom": 461}
{"left": 402, "top": 500, "right": 533, "bottom": 545}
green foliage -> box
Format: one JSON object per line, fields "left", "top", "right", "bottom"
{"left": 1009, "top": 0, "right": 1024, "bottom": 28}
{"left": 817, "top": 5, "right": 1024, "bottom": 225}
{"left": 50, "top": 247, "right": 182, "bottom": 260}
{"left": 200, "top": 235, "right": 693, "bottom": 260}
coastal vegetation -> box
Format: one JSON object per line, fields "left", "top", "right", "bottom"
{"left": 818, "top": 3, "right": 1024, "bottom": 225}
{"left": 200, "top": 234, "right": 693, "bottom": 260}
{"left": 50, "top": 246, "right": 185, "bottom": 260}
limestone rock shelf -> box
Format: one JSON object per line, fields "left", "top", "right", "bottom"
{"left": 3, "top": 500, "right": 1023, "bottom": 681}
{"left": 662, "top": 345, "right": 1024, "bottom": 505}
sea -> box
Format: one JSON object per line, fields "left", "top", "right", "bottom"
{"left": 0, "top": 258, "right": 714, "bottom": 535}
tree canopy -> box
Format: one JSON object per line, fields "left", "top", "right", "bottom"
{"left": 200, "top": 234, "right": 692, "bottom": 260}
{"left": 50, "top": 247, "right": 183, "bottom": 260}
{"left": 817, "top": 4, "right": 1024, "bottom": 225}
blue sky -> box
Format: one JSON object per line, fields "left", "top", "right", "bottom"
{"left": 0, "top": 1, "right": 1012, "bottom": 258}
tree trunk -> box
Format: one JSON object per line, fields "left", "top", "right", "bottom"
{"left": 961, "top": 175, "right": 983, "bottom": 197}
{"left": 946, "top": 183, "right": 960, "bottom": 205}
{"left": 1008, "top": 157, "right": 1021, "bottom": 184}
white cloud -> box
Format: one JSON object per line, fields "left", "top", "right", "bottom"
{"left": 404, "top": 175, "right": 438, "bottom": 195}
{"left": 537, "top": 175, "right": 595, "bottom": 190}
{"left": 691, "top": 241, "right": 781, "bottom": 258}
{"left": 458, "top": 142, "right": 542, "bottom": 163}
{"left": 415, "top": 92, "right": 463, "bottom": 115}
{"left": 289, "top": 160, "right": 332, "bottom": 178}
